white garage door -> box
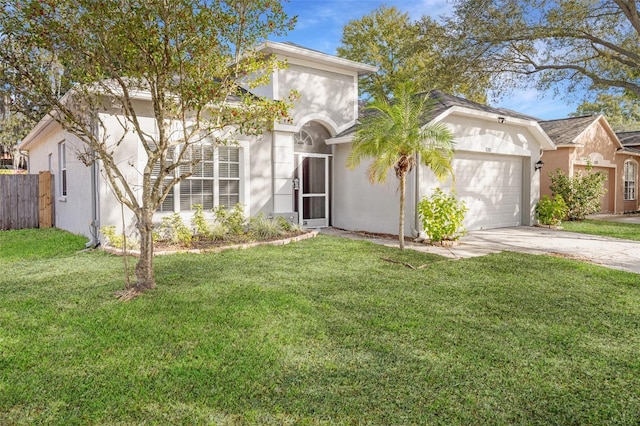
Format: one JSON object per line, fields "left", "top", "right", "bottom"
{"left": 452, "top": 153, "right": 523, "bottom": 230}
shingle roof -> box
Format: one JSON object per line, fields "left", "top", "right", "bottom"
{"left": 617, "top": 130, "right": 640, "bottom": 147}
{"left": 427, "top": 90, "right": 540, "bottom": 122}
{"left": 538, "top": 115, "right": 600, "bottom": 145}
{"left": 333, "top": 90, "right": 539, "bottom": 139}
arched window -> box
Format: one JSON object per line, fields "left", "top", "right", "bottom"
{"left": 624, "top": 160, "right": 637, "bottom": 201}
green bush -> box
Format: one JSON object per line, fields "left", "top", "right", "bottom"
{"left": 213, "top": 203, "right": 246, "bottom": 236}
{"left": 100, "top": 226, "right": 139, "bottom": 249}
{"left": 248, "top": 213, "right": 284, "bottom": 239}
{"left": 535, "top": 194, "right": 568, "bottom": 226}
{"left": 549, "top": 165, "right": 607, "bottom": 220}
{"left": 418, "top": 189, "right": 467, "bottom": 243}
{"left": 159, "top": 213, "right": 192, "bottom": 246}
{"left": 190, "top": 204, "right": 211, "bottom": 239}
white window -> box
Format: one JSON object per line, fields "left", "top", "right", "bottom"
{"left": 58, "top": 142, "right": 66, "bottom": 196}
{"left": 218, "top": 146, "right": 240, "bottom": 208}
{"left": 624, "top": 161, "right": 637, "bottom": 201}
{"left": 155, "top": 144, "right": 241, "bottom": 212}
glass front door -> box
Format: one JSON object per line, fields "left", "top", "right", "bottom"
{"left": 298, "top": 155, "right": 329, "bottom": 228}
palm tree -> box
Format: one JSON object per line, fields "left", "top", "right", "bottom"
{"left": 347, "top": 82, "right": 455, "bottom": 250}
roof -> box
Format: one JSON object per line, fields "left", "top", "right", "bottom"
{"left": 428, "top": 90, "right": 540, "bottom": 122}
{"left": 256, "top": 41, "right": 378, "bottom": 76}
{"left": 331, "top": 90, "right": 543, "bottom": 140}
{"left": 538, "top": 115, "right": 601, "bottom": 145}
{"left": 617, "top": 130, "right": 640, "bottom": 147}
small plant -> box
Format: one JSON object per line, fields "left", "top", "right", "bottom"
{"left": 535, "top": 194, "right": 568, "bottom": 226}
{"left": 248, "top": 213, "right": 284, "bottom": 239}
{"left": 213, "top": 203, "right": 246, "bottom": 236}
{"left": 100, "top": 226, "right": 139, "bottom": 249}
{"left": 159, "top": 213, "right": 192, "bottom": 246}
{"left": 275, "top": 215, "right": 299, "bottom": 233}
{"left": 190, "top": 204, "right": 211, "bottom": 239}
{"left": 418, "top": 189, "right": 467, "bottom": 244}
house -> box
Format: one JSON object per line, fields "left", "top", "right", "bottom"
{"left": 539, "top": 115, "right": 640, "bottom": 214}
{"left": 20, "top": 42, "right": 555, "bottom": 241}
{"left": 330, "top": 90, "right": 555, "bottom": 235}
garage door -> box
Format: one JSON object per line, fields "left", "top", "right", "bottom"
{"left": 451, "top": 153, "right": 523, "bottom": 230}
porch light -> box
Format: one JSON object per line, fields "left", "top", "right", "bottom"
{"left": 535, "top": 160, "right": 544, "bottom": 171}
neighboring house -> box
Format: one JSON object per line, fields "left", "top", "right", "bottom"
{"left": 539, "top": 115, "right": 640, "bottom": 214}
{"left": 330, "top": 90, "right": 555, "bottom": 235}
{"left": 20, "top": 42, "right": 556, "bottom": 241}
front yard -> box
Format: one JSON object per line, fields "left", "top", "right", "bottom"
{"left": 1, "top": 228, "right": 639, "bottom": 424}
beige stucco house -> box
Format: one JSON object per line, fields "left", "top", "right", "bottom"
{"left": 539, "top": 115, "right": 640, "bottom": 214}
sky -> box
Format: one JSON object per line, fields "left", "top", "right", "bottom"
{"left": 271, "top": 0, "right": 581, "bottom": 120}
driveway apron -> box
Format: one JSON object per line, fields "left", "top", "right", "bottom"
{"left": 321, "top": 226, "right": 640, "bottom": 274}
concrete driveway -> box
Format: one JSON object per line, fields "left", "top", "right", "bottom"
{"left": 321, "top": 226, "right": 640, "bottom": 274}
{"left": 459, "top": 227, "right": 640, "bottom": 274}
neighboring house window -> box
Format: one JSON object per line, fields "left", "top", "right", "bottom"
{"left": 624, "top": 161, "right": 637, "bottom": 201}
{"left": 154, "top": 144, "right": 241, "bottom": 212}
{"left": 58, "top": 142, "right": 67, "bottom": 196}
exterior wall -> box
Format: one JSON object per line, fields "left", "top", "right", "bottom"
{"left": 248, "top": 132, "right": 274, "bottom": 216}
{"left": 332, "top": 112, "right": 545, "bottom": 235}
{"left": 25, "top": 122, "right": 94, "bottom": 238}
{"left": 332, "top": 142, "right": 417, "bottom": 236}
{"left": 277, "top": 61, "right": 357, "bottom": 131}
{"left": 540, "top": 147, "right": 572, "bottom": 200}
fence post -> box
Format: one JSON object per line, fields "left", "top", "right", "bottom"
{"left": 39, "top": 171, "right": 53, "bottom": 228}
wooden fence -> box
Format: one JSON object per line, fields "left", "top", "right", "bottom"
{"left": 0, "top": 171, "right": 54, "bottom": 230}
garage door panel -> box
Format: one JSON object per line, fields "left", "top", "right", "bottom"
{"left": 450, "top": 153, "right": 523, "bottom": 230}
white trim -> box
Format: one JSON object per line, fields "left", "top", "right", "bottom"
{"left": 257, "top": 41, "right": 378, "bottom": 75}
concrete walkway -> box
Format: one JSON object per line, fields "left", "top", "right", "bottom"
{"left": 321, "top": 226, "right": 640, "bottom": 274}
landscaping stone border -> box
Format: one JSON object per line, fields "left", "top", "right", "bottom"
{"left": 102, "top": 230, "right": 319, "bottom": 257}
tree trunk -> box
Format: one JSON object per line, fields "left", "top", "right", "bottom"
{"left": 134, "top": 207, "right": 156, "bottom": 291}
{"left": 398, "top": 173, "right": 406, "bottom": 250}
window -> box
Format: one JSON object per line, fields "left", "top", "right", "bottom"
{"left": 624, "top": 161, "right": 637, "bottom": 201}
{"left": 218, "top": 146, "right": 240, "bottom": 208}
{"left": 58, "top": 142, "right": 66, "bottom": 196}
{"left": 154, "top": 144, "right": 241, "bottom": 212}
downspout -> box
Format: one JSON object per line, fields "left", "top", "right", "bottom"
{"left": 412, "top": 152, "right": 421, "bottom": 238}
{"left": 85, "top": 115, "right": 100, "bottom": 248}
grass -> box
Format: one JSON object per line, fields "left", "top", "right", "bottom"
{"left": 1, "top": 228, "right": 639, "bottom": 424}
{"left": 562, "top": 218, "right": 640, "bottom": 241}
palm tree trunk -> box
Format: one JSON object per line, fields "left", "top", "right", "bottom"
{"left": 399, "top": 173, "right": 406, "bottom": 250}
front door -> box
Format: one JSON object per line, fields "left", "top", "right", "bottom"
{"left": 297, "top": 154, "right": 329, "bottom": 228}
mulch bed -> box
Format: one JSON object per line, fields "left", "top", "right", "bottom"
{"left": 103, "top": 230, "right": 317, "bottom": 257}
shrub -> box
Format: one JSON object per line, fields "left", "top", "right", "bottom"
{"left": 275, "top": 215, "right": 299, "bottom": 233}
{"left": 159, "top": 213, "right": 192, "bottom": 246}
{"left": 248, "top": 213, "right": 284, "bottom": 239}
{"left": 213, "top": 203, "right": 246, "bottom": 236}
{"left": 549, "top": 165, "right": 607, "bottom": 220}
{"left": 535, "top": 194, "right": 568, "bottom": 226}
{"left": 100, "top": 226, "right": 139, "bottom": 249}
{"left": 418, "top": 189, "right": 467, "bottom": 243}
{"left": 190, "top": 204, "right": 211, "bottom": 239}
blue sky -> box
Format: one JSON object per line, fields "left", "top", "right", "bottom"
{"left": 271, "top": 0, "right": 580, "bottom": 120}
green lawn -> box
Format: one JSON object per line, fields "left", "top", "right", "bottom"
{"left": 562, "top": 218, "right": 640, "bottom": 241}
{"left": 1, "top": 228, "right": 639, "bottom": 424}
